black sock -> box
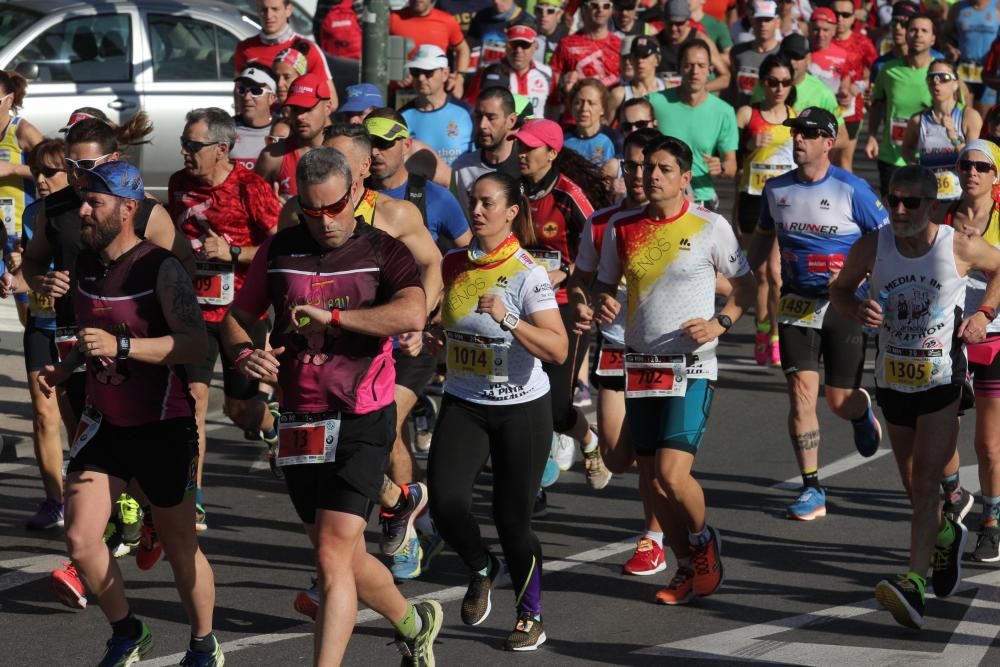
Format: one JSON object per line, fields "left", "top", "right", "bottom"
{"left": 802, "top": 469, "right": 820, "bottom": 489}
{"left": 189, "top": 632, "right": 216, "bottom": 654}
{"left": 111, "top": 613, "right": 142, "bottom": 639}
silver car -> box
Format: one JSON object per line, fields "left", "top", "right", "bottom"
{"left": 0, "top": 0, "right": 260, "bottom": 198}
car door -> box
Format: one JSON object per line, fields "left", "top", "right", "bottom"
{"left": 137, "top": 10, "right": 249, "bottom": 197}
{"left": 2, "top": 9, "right": 141, "bottom": 140}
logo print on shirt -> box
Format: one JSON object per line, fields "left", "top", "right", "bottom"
{"left": 679, "top": 238, "right": 691, "bottom": 251}
{"left": 447, "top": 122, "right": 458, "bottom": 138}
{"left": 542, "top": 221, "right": 559, "bottom": 238}
{"left": 820, "top": 199, "right": 830, "bottom": 209}
{"left": 496, "top": 275, "right": 509, "bottom": 287}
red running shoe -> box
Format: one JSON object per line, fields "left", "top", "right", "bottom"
{"left": 49, "top": 561, "right": 86, "bottom": 609}
{"left": 622, "top": 537, "right": 666, "bottom": 576}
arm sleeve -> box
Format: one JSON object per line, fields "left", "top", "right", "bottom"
{"left": 519, "top": 264, "right": 560, "bottom": 316}
{"left": 709, "top": 217, "right": 751, "bottom": 278}
{"left": 230, "top": 236, "right": 274, "bottom": 320}
{"left": 247, "top": 175, "right": 282, "bottom": 244}
{"left": 376, "top": 234, "right": 424, "bottom": 303}
{"left": 575, "top": 215, "right": 599, "bottom": 273}
{"left": 596, "top": 221, "right": 623, "bottom": 285}
{"left": 433, "top": 188, "right": 471, "bottom": 242}
{"left": 850, "top": 180, "right": 890, "bottom": 233}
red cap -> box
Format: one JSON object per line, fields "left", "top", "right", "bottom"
{"left": 510, "top": 118, "right": 563, "bottom": 152}
{"left": 811, "top": 7, "right": 836, "bottom": 24}
{"left": 284, "top": 73, "right": 332, "bottom": 109}
{"left": 507, "top": 24, "right": 538, "bottom": 43}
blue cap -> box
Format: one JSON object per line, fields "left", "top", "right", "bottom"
{"left": 338, "top": 83, "right": 384, "bottom": 114}
{"left": 76, "top": 161, "right": 144, "bottom": 201}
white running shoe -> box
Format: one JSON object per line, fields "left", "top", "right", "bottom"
{"left": 553, "top": 433, "right": 576, "bottom": 472}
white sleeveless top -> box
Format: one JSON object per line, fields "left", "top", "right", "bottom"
{"left": 871, "top": 224, "right": 967, "bottom": 393}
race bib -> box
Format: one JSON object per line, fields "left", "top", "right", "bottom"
{"left": 737, "top": 66, "right": 759, "bottom": 94}
{"left": 526, "top": 248, "right": 562, "bottom": 272}
{"left": 595, "top": 343, "right": 625, "bottom": 377}
{"left": 883, "top": 347, "right": 937, "bottom": 390}
{"left": 0, "top": 197, "right": 14, "bottom": 236}
{"left": 54, "top": 326, "right": 84, "bottom": 373}
{"left": 446, "top": 330, "right": 509, "bottom": 383}
{"left": 69, "top": 408, "right": 102, "bottom": 459}
{"left": 277, "top": 411, "right": 341, "bottom": 466}
{"left": 890, "top": 117, "right": 908, "bottom": 147}
{"left": 958, "top": 61, "right": 983, "bottom": 84}
{"left": 28, "top": 290, "right": 54, "bottom": 317}
{"left": 193, "top": 261, "right": 234, "bottom": 306}
{"left": 748, "top": 162, "right": 793, "bottom": 196}
{"left": 624, "top": 353, "right": 687, "bottom": 398}
{"left": 934, "top": 167, "right": 961, "bottom": 200}
{"left": 777, "top": 294, "right": 830, "bottom": 329}
{"left": 661, "top": 72, "right": 682, "bottom": 88}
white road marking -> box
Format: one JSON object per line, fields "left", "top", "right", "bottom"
{"left": 632, "top": 569, "right": 1000, "bottom": 665}
{"left": 772, "top": 449, "right": 894, "bottom": 491}
{"left": 0, "top": 554, "right": 68, "bottom": 593}
{"left": 0, "top": 298, "right": 21, "bottom": 333}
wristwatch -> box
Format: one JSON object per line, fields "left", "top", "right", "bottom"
{"left": 229, "top": 245, "right": 242, "bottom": 262}
{"left": 978, "top": 306, "right": 998, "bottom": 322}
{"left": 714, "top": 314, "right": 733, "bottom": 331}
{"left": 501, "top": 312, "right": 520, "bottom": 331}
{"left": 116, "top": 335, "right": 131, "bottom": 360}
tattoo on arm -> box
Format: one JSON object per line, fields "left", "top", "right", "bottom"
{"left": 792, "top": 430, "right": 820, "bottom": 452}
{"left": 161, "top": 258, "right": 202, "bottom": 330}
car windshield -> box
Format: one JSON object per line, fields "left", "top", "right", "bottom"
{"left": 0, "top": 8, "right": 42, "bottom": 50}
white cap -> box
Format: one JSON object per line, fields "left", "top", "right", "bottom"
{"left": 406, "top": 44, "right": 449, "bottom": 71}
{"left": 753, "top": 0, "right": 777, "bottom": 18}
{"left": 236, "top": 65, "right": 276, "bottom": 90}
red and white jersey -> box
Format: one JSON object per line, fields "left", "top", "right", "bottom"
{"left": 808, "top": 43, "right": 853, "bottom": 99}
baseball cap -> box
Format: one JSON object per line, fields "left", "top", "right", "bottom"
{"left": 784, "top": 107, "right": 837, "bottom": 137}
{"left": 59, "top": 107, "right": 107, "bottom": 132}
{"left": 536, "top": 0, "right": 562, "bottom": 7}
{"left": 480, "top": 63, "right": 509, "bottom": 91}
{"left": 510, "top": 118, "right": 563, "bottom": 151}
{"left": 284, "top": 73, "right": 332, "bottom": 109}
{"left": 76, "top": 161, "right": 144, "bottom": 201}
{"left": 406, "top": 44, "right": 449, "bottom": 71}
{"left": 630, "top": 35, "right": 661, "bottom": 58}
{"left": 811, "top": 7, "right": 836, "bottom": 24}
{"left": 780, "top": 33, "right": 810, "bottom": 59}
{"left": 364, "top": 115, "right": 410, "bottom": 142}
{"left": 892, "top": 1, "right": 920, "bottom": 20}
{"left": 667, "top": 0, "right": 690, "bottom": 20}
{"left": 507, "top": 24, "right": 538, "bottom": 43}
{"left": 338, "top": 83, "right": 385, "bottom": 114}
{"left": 235, "top": 65, "right": 276, "bottom": 91}
{"left": 753, "top": 0, "right": 777, "bottom": 19}
{"left": 272, "top": 48, "right": 308, "bottom": 77}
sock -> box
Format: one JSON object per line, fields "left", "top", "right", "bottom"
{"left": 111, "top": 613, "right": 142, "bottom": 639}
{"left": 941, "top": 472, "right": 961, "bottom": 503}
{"left": 581, "top": 430, "right": 598, "bottom": 454}
{"left": 936, "top": 518, "right": 956, "bottom": 546}
{"left": 386, "top": 483, "right": 409, "bottom": 514}
{"left": 688, "top": 526, "right": 711, "bottom": 547}
{"left": 769, "top": 334, "right": 779, "bottom": 343}
{"left": 906, "top": 570, "right": 927, "bottom": 594}
{"left": 393, "top": 603, "right": 423, "bottom": 640}
{"left": 756, "top": 320, "right": 771, "bottom": 334}
{"left": 644, "top": 530, "right": 664, "bottom": 547}
{"left": 801, "top": 468, "right": 820, "bottom": 489}
{"left": 189, "top": 633, "right": 216, "bottom": 654}
{"left": 415, "top": 510, "right": 434, "bottom": 535}
{"left": 983, "top": 496, "right": 1000, "bottom": 526}
{"left": 194, "top": 487, "right": 204, "bottom": 507}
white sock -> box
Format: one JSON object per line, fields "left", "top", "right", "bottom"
{"left": 644, "top": 531, "right": 664, "bottom": 547}
{"left": 581, "top": 430, "right": 599, "bottom": 454}
{"left": 415, "top": 510, "right": 433, "bottom": 535}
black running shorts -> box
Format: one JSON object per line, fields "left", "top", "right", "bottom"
{"left": 779, "top": 305, "right": 866, "bottom": 389}
{"left": 184, "top": 319, "right": 266, "bottom": 400}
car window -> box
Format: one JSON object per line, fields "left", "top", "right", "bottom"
{"left": 0, "top": 8, "right": 42, "bottom": 51}
{"left": 149, "top": 15, "right": 240, "bottom": 82}
{"left": 11, "top": 14, "right": 131, "bottom": 84}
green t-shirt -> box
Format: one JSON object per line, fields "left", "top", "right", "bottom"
{"left": 700, "top": 14, "right": 733, "bottom": 52}
{"left": 750, "top": 73, "right": 845, "bottom": 126}
{"left": 646, "top": 88, "right": 739, "bottom": 202}
{"left": 872, "top": 58, "right": 932, "bottom": 167}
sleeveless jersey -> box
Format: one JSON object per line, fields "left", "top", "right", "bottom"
{"left": 871, "top": 224, "right": 967, "bottom": 393}
{"left": 20, "top": 200, "right": 55, "bottom": 330}
{"left": 0, "top": 116, "right": 34, "bottom": 241}
{"left": 919, "top": 107, "right": 966, "bottom": 200}
{"left": 576, "top": 202, "right": 632, "bottom": 345}
{"left": 75, "top": 242, "right": 194, "bottom": 427}
{"left": 623, "top": 77, "right": 666, "bottom": 102}
{"left": 739, "top": 106, "right": 795, "bottom": 195}
{"left": 947, "top": 201, "right": 1000, "bottom": 334}
{"left": 355, "top": 187, "right": 378, "bottom": 227}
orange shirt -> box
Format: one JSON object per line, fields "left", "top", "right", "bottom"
{"left": 390, "top": 8, "right": 465, "bottom": 56}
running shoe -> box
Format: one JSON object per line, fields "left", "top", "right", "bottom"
{"left": 180, "top": 635, "right": 225, "bottom": 666}
{"left": 135, "top": 517, "right": 162, "bottom": 571}
{"left": 263, "top": 403, "right": 283, "bottom": 480}
{"left": 411, "top": 394, "right": 436, "bottom": 454}
{"left": 875, "top": 574, "right": 925, "bottom": 629}
{"left": 623, "top": 537, "right": 666, "bottom": 576}
{"left": 25, "top": 498, "right": 64, "bottom": 530}
{"left": 419, "top": 532, "right": 445, "bottom": 572}
{"left": 850, "top": 388, "right": 881, "bottom": 457}
{"left": 540, "top": 455, "right": 560, "bottom": 488}
{"left": 583, "top": 447, "right": 612, "bottom": 490}
{"left": 293, "top": 579, "right": 320, "bottom": 621}
{"left": 573, "top": 382, "right": 592, "bottom": 407}
{"left": 931, "top": 515, "right": 967, "bottom": 598}
{"left": 553, "top": 433, "right": 576, "bottom": 472}
{"left": 380, "top": 482, "right": 428, "bottom": 557}
{"left": 195, "top": 502, "right": 208, "bottom": 532}
{"left": 49, "top": 561, "right": 87, "bottom": 609}
{"left": 504, "top": 613, "right": 546, "bottom": 651}
{"left": 655, "top": 567, "right": 696, "bottom": 605}
{"left": 972, "top": 521, "right": 1000, "bottom": 562}
{"left": 942, "top": 487, "right": 974, "bottom": 527}
{"left": 392, "top": 536, "right": 423, "bottom": 580}
{"left": 691, "top": 526, "right": 724, "bottom": 596}
{"left": 769, "top": 337, "right": 781, "bottom": 366}
{"left": 532, "top": 489, "right": 548, "bottom": 518}
{"left": 394, "top": 600, "right": 443, "bottom": 666}
{"left": 786, "top": 486, "right": 827, "bottom": 521}
{"left": 104, "top": 519, "right": 131, "bottom": 559}
{"left": 462, "top": 554, "right": 503, "bottom": 626}
{"left": 98, "top": 620, "right": 153, "bottom": 667}
{"left": 753, "top": 331, "right": 769, "bottom": 366}
{"left": 117, "top": 494, "right": 142, "bottom": 549}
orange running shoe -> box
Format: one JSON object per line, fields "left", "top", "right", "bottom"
{"left": 49, "top": 561, "right": 86, "bottom": 609}
{"left": 655, "top": 567, "right": 695, "bottom": 605}
{"left": 691, "top": 526, "right": 724, "bottom": 596}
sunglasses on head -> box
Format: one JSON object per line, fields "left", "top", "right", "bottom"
{"left": 181, "top": 138, "right": 224, "bottom": 154}
{"left": 35, "top": 166, "right": 65, "bottom": 179}
{"left": 763, "top": 77, "right": 793, "bottom": 88}
{"left": 63, "top": 153, "right": 113, "bottom": 171}
{"left": 792, "top": 127, "right": 832, "bottom": 140}
{"left": 300, "top": 188, "right": 352, "bottom": 218}
{"left": 927, "top": 72, "right": 957, "bottom": 84}
{"left": 887, "top": 194, "right": 925, "bottom": 210}
{"left": 959, "top": 158, "right": 995, "bottom": 173}
{"left": 237, "top": 84, "right": 271, "bottom": 97}
{"left": 621, "top": 119, "right": 652, "bottom": 132}
{"left": 535, "top": 5, "right": 560, "bottom": 14}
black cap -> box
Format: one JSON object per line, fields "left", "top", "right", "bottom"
{"left": 630, "top": 36, "right": 661, "bottom": 58}
{"left": 779, "top": 33, "right": 809, "bottom": 59}
{"left": 480, "top": 63, "right": 508, "bottom": 91}
{"left": 892, "top": 0, "right": 920, "bottom": 19}
{"left": 783, "top": 107, "right": 837, "bottom": 137}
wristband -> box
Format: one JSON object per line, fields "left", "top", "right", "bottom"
{"left": 978, "top": 306, "right": 998, "bottom": 322}
{"left": 233, "top": 344, "right": 254, "bottom": 368}
{"left": 330, "top": 308, "right": 342, "bottom": 327}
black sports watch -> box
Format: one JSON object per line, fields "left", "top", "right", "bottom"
{"left": 229, "top": 245, "right": 242, "bottom": 262}
{"left": 116, "top": 335, "right": 131, "bottom": 360}
{"left": 714, "top": 314, "right": 733, "bottom": 331}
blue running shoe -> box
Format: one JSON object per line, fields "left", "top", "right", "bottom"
{"left": 180, "top": 635, "right": 225, "bottom": 666}
{"left": 851, "top": 388, "right": 881, "bottom": 457}
{"left": 392, "top": 536, "right": 423, "bottom": 580}
{"left": 420, "top": 532, "right": 445, "bottom": 572}
{"left": 98, "top": 621, "right": 153, "bottom": 667}
{"left": 787, "top": 487, "right": 827, "bottom": 521}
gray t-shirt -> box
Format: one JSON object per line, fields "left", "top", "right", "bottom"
{"left": 728, "top": 42, "right": 779, "bottom": 110}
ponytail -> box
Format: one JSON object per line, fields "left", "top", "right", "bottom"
{"left": 65, "top": 111, "right": 154, "bottom": 156}
{"left": 0, "top": 70, "right": 28, "bottom": 111}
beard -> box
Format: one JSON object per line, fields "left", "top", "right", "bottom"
{"left": 81, "top": 203, "right": 123, "bottom": 252}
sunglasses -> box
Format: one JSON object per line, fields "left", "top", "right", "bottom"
{"left": 410, "top": 68, "right": 440, "bottom": 79}
{"left": 535, "top": 5, "right": 560, "bottom": 14}
{"left": 621, "top": 119, "right": 652, "bottom": 132}
{"left": 791, "top": 128, "right": 832, "bottom": 140}
{"left": 927, "top": 72, "right": 957, "bottom": 84}
{"left": 265, "top": 134, "right": 287, "bottom": 145}
{"left": 181, "top": 138, "right": 225, "bottom": 154}
{"left": 588, "top": 2, "right": 612, "bottom": 9}
{"left": 508, "top": 40, "right": 534, "bottom": 50}
{"left": 621, "top": 160, "right": 643, "bottom": 173}
{"left": 237, "top": 84, "right": 271, "bottom": 97}
{"left": 35, "top": 166, "right": 65, "bottom": 179}
{"left": 763, "top": 77, "right": 793, "bottom": 88}
{"left": 300, "top": 188, "right": 352, "bottom": 218}
{"left": 887, "top": 194, "right": 925, "bottom": 210}
{"left": 833, "top": 10, "right": 854, "bottom": 18}
{"left": 670, "top": 19, "right": 689, "bottom": 27}
{"left": 959, "top": 159, "right": 995, "bottom": 173}
{"left": 63, "top": 153, "right": 113, "bottom": 171}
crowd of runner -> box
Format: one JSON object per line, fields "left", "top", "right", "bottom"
{"left": 2, "top": 0, "right": 1000, "bottom": 664}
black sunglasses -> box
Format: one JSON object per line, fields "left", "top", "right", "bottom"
{"left": 181, "top": 138, "right": 224, "bottom": 153}
{"left": 959, "top": 159, "right": 995, "bottom": 173}
{"left": 35, "top": 166, "right": 65, "bottom": 178}
{"left": 791, "top": 128, "right": 832, "bottom": 140}
{"left": 621, "top": 119, "right": 652, "bottom": 132}
{"left": 371, "top": 136, "right": 401, "bottom": 151}
{"left": 833, "top": 10, "right": 854, "bottom": 18}
{"left": 300, "top": 188, "right": 352, "bottom": 218}
{"left": 887, "top": 194, "right": 925, "bottom": 210}
{"left": 410, "top": 68, "right": 440, "bottom": 79}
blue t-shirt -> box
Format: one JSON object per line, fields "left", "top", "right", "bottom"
{"left": 759, "top": 165, "right": 888, "bottom": 298}
{"left": 401, "top": 98, "right": 475, "bottom": 167}
{"left": 955, "top": 0, "right": 1000, "bottom": 63}
{"left": 382, "top": 178, "right": 470, "bottom": 242}
{"left": 563, "top": 126, "right": 621, "bottom": 167}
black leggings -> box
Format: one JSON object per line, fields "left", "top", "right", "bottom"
{"left": 543, "top": 302, "right": 589, "bottom": 432}
{"left": 428, "top": 393, "right": 552, "bottom": 615}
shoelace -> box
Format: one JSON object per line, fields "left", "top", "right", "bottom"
{"left": 635, "top": 538, "right": 654, "bottom": 553}
{"left": 796, "top": 488, "right": 818, "bottom": 504}
{"left": 692, "top": 542, "right": 714, "bottom": 576}
{"left": 117, "top": 497, "right": 140, "bottom": 524}
{"left": 893, "top": 574, "right": 919, "bottom": 593}
{"left": 667, "top": 567, "right": 693, "bottom": 588}
{"left": 931, "top": 542, "right": 950, "bottom": 570}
